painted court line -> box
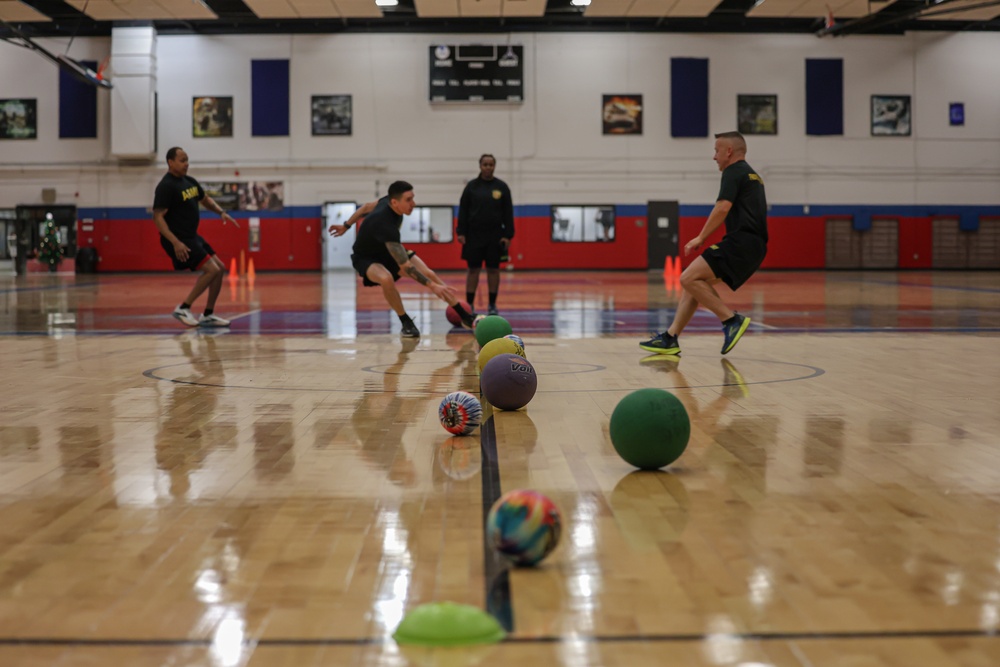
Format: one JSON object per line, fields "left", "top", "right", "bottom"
{"left": 226, "top": 309, "right": 262, "bottom": 321}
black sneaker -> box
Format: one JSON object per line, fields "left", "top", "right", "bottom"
{"left": 488, "top": 305, "right": 499, "bottom": 316}
{"left": 401, "top": 321, "right": 420, "bottom": 338}
{"left": 639, "top": 332, "right": 680, "bottom": 355}
{"left": 460, "top": 313, "right": 476, "bottom": 329}
{"left": 721, "top": 313, "right": 751, "bottom": 355}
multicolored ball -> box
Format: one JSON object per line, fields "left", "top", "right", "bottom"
{"left": 486, "top": 489, "right": 562, "bottom": 566}
{"left": 477, "top": 337, "right": 525, "bottom": 375}
{"left": 438, "top": 391, "right": 483, "bottom": 436}
{"left": 503, "top": 334, "right": 524, "bottom": 354}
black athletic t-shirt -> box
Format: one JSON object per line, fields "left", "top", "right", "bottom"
{"left": 352, "top": 199, "right": 403, "bottom": 267}
{"left": 368, "top": 196, "right": 393, "bottom": 221}
{"left": 717, "top": 160, "right": 768, "bottom": 242}
{"left": 457, "top": 177, "right": 514, "bottom": 246}
{"left": 153, "top": 173, "right": 204, "bottom": 240}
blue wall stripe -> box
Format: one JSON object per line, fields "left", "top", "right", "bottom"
{"left": 959, "top": 211, "right": 980, "bottom": 232}
{"left": 251, "top": 60, "right": 290, "bottom": 137}
{"left": 77, "top": 204, "right": 1000, "bottom": 221}
{"left": 59, "top": 60, "right": 98, "bottom": 139}
{"left": 671, "top": 58, "right": 709, "bottom": 138}
{"left": 806, "top": 59, "right": 844, "bottom": 136}
{"left": 77, "top": 205, "right": 322, "bottom": 220}
{"left": 853, "top": 211, "right": 872, "bottom": 231}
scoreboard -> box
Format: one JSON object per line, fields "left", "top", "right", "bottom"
{"left": 429, "top": 45, "right": 524, "bottom": 104}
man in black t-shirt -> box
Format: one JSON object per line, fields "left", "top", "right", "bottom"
{"left": 457, "top": 154, "right": 514, "bottom": 315}
{"left": 329, "top": 198, "right": 449, "bottom": 306}
{"left": 641, "top": 131, "right": 768, "bottom": 356}
{"left": 349, "top": 181, "right": 474, "bottom": 338}
{"left": 152, "top": 147, "right": 239, "bottom": 327}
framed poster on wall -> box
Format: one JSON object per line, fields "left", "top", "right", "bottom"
{"left": 737, "top": 94, "right": 777, "bottom": 135}
{"left": 202, "top": 182, "right": 284, "bottom": 211}
{"left": 602, "top": 95, "right": 642, "bottom": 135}
{"left": 0, "top": 99, "right": 38, "bottom": 139}
{"left": 312, "top": 95, "right": 352, "bottom": 136}
{"left": 193, "top": 96, "right": 233, "bottom": 137}
{"left": 871, "top": 95, "right": 911, "bottom": 136}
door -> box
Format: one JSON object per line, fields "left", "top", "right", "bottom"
{"left": 646, "top": 200, "right": 679, "bottom": 270}
{"left": 322, "top": 202, "right": 357, "bottom": 270}
{"left": 14, "top": 205, "right": 77, "bottom": 275}
{"left": 0, "top": 215, "right": 14, "bottom": 273}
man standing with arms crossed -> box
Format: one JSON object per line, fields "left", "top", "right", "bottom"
{"left": 640, "top": 131, "right": 767, "bottom": 356}
{"left": 153, "top": 147, "right": 239, "bottom": 327}
{"left": 457, "top": 154, "right": 514, "bottom": 316}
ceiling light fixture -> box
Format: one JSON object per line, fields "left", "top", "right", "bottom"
{"left": 375, "top": 0, "right": 398, "bottom": 6}
{"left": 571, "top": 0, "right": 591, "bottom": 6}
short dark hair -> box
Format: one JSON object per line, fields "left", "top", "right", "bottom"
{"left": 166, "top": 147, "right": 183, "bottom": 163}
{"left": 387, "top": 181, "right": 413, "bottom": 200}
{"left": 714, "top": 131, "right": 747, "bottom": 152}
{"left": 479, "top": 154, "right": 495, "bottom": 165}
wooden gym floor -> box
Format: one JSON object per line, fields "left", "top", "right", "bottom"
{"left": 0, "top": 269, "right": 999, "bottom": 667}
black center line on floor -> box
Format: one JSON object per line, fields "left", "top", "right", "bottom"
{"left": 480, "top": 411, "right": 514, "bottom": 633}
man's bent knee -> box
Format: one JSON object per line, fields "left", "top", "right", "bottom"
{"left": 366, "top": 264, "right": 394, "bottom": 285}
{"left": 682, "top": 257, "right": 718, "bottom": 284}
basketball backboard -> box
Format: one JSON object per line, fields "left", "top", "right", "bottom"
{"left": 1, "top": 20, "right": 111, "bottom": 89}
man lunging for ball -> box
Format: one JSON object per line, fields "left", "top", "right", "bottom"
{"left": 349, "top": 181, "right": 475, "bottom": 338}
{"left": 641, "top": 131, "right": 767, "bottom": 356}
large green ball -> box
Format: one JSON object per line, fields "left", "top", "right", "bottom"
{"left": 609, "top": 389, "right": 690, "bottom": 470}
{"left": 474, "top": 315, "right": 513, "bottom": 347}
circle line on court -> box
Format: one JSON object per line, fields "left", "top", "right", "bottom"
{"left": 142, "top": 353, "right": 824, "bottom": 393}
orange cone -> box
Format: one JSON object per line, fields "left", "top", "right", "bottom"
{"left": 674, "top": 256, "right": 683, "bottom": 277}
{"left": 228, "top": 257, "right": 238, "bottom": 281}
{"left": 247, "top": 257, "right": 256, "bottom": 288}
{"left": 239, "top": 249, "right": 246, "bottom": 279}
{"left": 664, "top": 255, "right": 674, "bottom": 275}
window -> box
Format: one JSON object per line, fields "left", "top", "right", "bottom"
{"left": 551, "top": 206, "right": 615, "bottom": 242}
{"left": 400, "top": 206, "right": 454, "bottom": 243}
{"left": 0, "top": 209, "right": 15, "bottom": 260}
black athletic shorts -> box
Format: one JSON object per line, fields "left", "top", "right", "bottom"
{"left": 462, "top": 241, "right": 503, "bottom": 269}
{"left": 700, "top": 232, "right": 767, "bottom": 291}
{"left": 352, "top": 250, "right": 415, "bottom": 287}
{"left": 160, "top": 235, "right": 216, "bottom": 271}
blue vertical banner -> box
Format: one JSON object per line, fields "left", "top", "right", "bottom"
{"left": 59, "top": 60, "right": 98, "bottom": 138}
{"left": 670, "top": 58, "right": 709, "bottom": 138}
{"left": 251, "top": 59, "right": 290, "bottom": 137}
{"left": 805, "top": 59, "right": 844, "bottom": 136}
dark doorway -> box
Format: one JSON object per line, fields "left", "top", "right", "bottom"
{"left": 646, "top": 200, "right": 680, "bottom": 270}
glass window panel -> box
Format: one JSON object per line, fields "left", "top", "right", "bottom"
{"left": 400, "top": 206, "right": 453, "bottom": 243}
{"left": 552, "top": 206, "right": 615, "bottom": 243}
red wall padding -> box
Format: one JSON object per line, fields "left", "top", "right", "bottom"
{"left": 78, "top": 217, "right": 322, "bottom": 271}
{"left": 77, "top": 214, "right": 936, "bottom": 272}
{"left": 678, "top": 216, "right": 826, "bottom": 270}
{"left": 897, "top": 216, "right": 933, "bottom": 269}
